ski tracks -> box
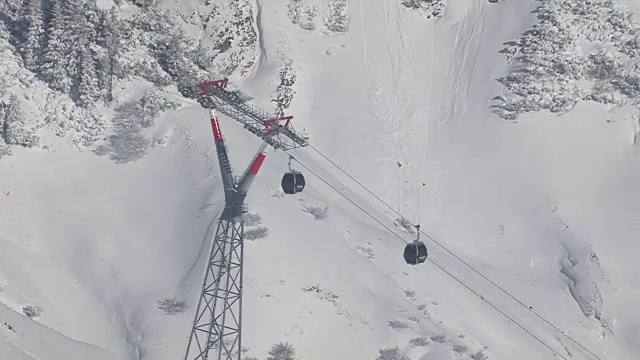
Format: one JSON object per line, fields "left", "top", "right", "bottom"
{"left": 436, "top": 2, "right": 485, "bottom": 136}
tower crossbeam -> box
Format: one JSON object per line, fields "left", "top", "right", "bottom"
{"left": 179, "top": 79, "right": 309, "bottom": 151}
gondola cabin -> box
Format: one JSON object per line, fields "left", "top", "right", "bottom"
{"left": 404, "top": 241, "right": 428, "bottom": 265}
{"left": 281, "top": 170, "right": 305, "bottom": 194}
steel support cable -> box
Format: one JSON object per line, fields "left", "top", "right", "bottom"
{"left": 285, "top": 153, "right": 409, "bottom": 244}
{"left": 303, "top": 146, "right": 602, "bottom": 360}
{"left": 287, "top": 153, "right": 569, "bottom": 360}
{"left": 427, "top": 257, "right": 567, "bottom": 360}
{"left": 417, "top": 228, "right": 602, "bottom": 360}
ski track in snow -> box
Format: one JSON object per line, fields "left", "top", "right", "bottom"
{"left": 436, "top": 1, "right": 484, "bottom": 135}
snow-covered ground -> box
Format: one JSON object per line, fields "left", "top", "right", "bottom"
{"left": 2, "top": 0, "right": 640, "bottom": 359}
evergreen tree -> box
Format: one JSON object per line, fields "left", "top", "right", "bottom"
{"left": 0, "top": 101, "right": 6, "bottom": 136}
{"left": 83, "top": 0, "right": 100, "bottom": 43}
{"left": 19, "top": 0, "right": 44, "bottom": 71}
{"left": 2, "top": 95, "right": 38, "bottom": 147}
{"left": 76, "top": 44, "right": 100, "bottom": 107}
{"left": 158, "top": 35, "right": 196, "bottom": 83}
{"left": 98, "top": 7, "right": 120, "bottom": 102}
{"left": 39, "top": 0, "right": 71, "bottom": 92}
{"left": 266, "top": 343, "right": 296, "bottom": 360}
{"left": 72, "top": 0, "right": 101, "bottom": 106}
{"left": 60, "top": 0, "right": 85, "bottom": 79}
{"left": 325, "top": 0, "right": 349, "bottom": 33}
{"left": 376, "top": 347, "right": 410, "bottom": 360}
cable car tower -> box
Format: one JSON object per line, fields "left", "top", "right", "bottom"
{"left": 180, "top": 79, "right": 308, "bottom": 360}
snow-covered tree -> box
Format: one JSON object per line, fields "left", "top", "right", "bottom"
{"left": 272, "top": 59, "right": 297, "bottom": 117}
{"left": 97, "top": 7, "right": 121, "bottom": 102}
{"left": 288, "top": 0, "right": 318, "bottom": 30}
{"left": 494, "top": 0, "right": 640, "bottom": 120}
{"left": 39, "top": 0, "right": 71, "bottom": 92}
{"left": 324, "top": 0, "right": 349, "bottom": 33}
{"left": 0, "top": 20, "right": 8, "bottom": 40}
{"left": 58, "top": 0, "right": 87, "bottom": 80}
{"left": 376, "top": 347, "right": 410, "bottom": 360}
{"left": 83, "top": 0, "right": 100, "bottom": 43}
{"left": 1, "top": 95, "right": 38, "bottom": 147}
{"left": 18, "top": 0, "right": 44, "bottom": 71}
{"left": 157, "top": 34, "right": 196, "bottom": 83}
{"left": 266, "top": 342, "right": 296, "bottom": 360}
{"left": 71, "top": 0, "right": 102, "bottom": 106}
{"left": 76, "top": 45, "right": 100, "bottom": 108}
{"left": 401, "top": 0, "right": 444, "bottom": 19}
{"left": 0, "top": 101, "right": 9, "bottom": 157}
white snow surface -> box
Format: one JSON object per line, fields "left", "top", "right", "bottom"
{"left": 2, "top": 0, "right": 640, "bottom": 360}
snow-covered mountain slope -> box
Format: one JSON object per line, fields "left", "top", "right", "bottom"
{"left": 1, "top": 0, "right": 640, "bottom": 359}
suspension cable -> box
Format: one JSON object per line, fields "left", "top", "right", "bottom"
{"left": 286, "top": 153, "right": 569, "bottom": 359}
{"left": 299, "top": 146, "right": 602, "bottom": 360}
{"left": 428, "top": 258, "right": 566, "bottom": 360}
{"left": 286, "top": 154, "right": 409, "bottom": 244}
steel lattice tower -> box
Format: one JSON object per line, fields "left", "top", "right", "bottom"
{"left": 185, "top": 219, "right": 245, "bottom": 360}
{"left": 182, "top": 78, "right": 308, "bottom": 360}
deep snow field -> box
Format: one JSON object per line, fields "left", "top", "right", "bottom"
{"left": 1, "top": 0, "right": 640, "bottom": 359}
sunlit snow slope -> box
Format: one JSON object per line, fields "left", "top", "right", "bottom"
{"left": 2, "top": 0, "right": 640, "bottom": 360}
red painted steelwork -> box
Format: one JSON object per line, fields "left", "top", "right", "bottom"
{"left": 198, "top": 79, "right": 228, "bottom": 95}
{"left": 248, "top": 153, "right": 267, "bottom": 175}
{"left": 211, "top": 117, "right": 223, "bottom": 142}
{"left": 263, "top": 116, "right": 294, "bottom": 135}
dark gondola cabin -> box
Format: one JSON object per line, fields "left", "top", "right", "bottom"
{"left": 404, "top": 241, "right": 428, "bottom": 265}
{"left": 281, "top": 170, "right": 305, "bottom": 194}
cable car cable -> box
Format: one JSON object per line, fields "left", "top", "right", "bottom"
{"left": 416, "top": 227, "right": 602, "bottom": 360}
{"left": 427, "top": 257, "right": 567, "bottom": 360}
{"left": 286, "top": 153, "right": 572, "bottom": 359}
{"left": 298, "top": 146, "right": 602, "bottom": 360}
{"left": 284, "top": 154, "right": 410, "bottom": 244}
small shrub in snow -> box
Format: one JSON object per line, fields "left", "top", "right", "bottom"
{"left": 22, "top": 305, "right": 43, "bottom": 318}
{"left": 301, "top": 285, "right": 339, "bottom": 305}
{"left": 303, "top": 204, "right": 329, "bottom": 220}
{"left": 287, "top": 0, "right": 318, "bottom": 31}
{"left": 409, "top": 336, "right": 429, "bottom": 347}
{"left": 403, "top": 289, "right": 416, "bottom": 299}
{"left": 355, "top": 244, "right": 375, "bottom": 259}
{"left": 157, "top": 297, "right": 187, "bottom": 315}
{"left": 243, "top": 213, "right": 263, "bottom": 227}
{"left": 0, "top": 141, "right": 11, "bottom": 158}
{"left": 376, "top": 347, "right": 410, "bottom": 360}
{"left": 388, "top": 320, "right": 411, "bottom": 331}
{"left": 0, "top": 95, "right": 39, "bottom": 147}
{"left": 272, "top": 59, "right": 297, "bottom": 117}
{"left": 244, "top": 226, "right": 269, "bottom": 240}
{"left": 324, "top": 0, "right": 349, "bottom": 33}
{"left": 430, "top": 333, "right": 446, "bottom": 343}
{"left": 135, "top": 91, "right": 181, "bottom": 128}
{"left": 2, "top": 321, "right": 15, "bottom": 332}
{"left": 267, "top": 342, "right": 296, "bottom": 360}
{"left": 452, "top": 344, "right": 468, "bottom": 355}
{"left": 395, "top": 217, "right": 415, "bottom": 233}
{"left": 470, "top": 350, "right": 488, "bottom": 360}
{"left": 401, "top": 0, "right": 444, "bottom": 19}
